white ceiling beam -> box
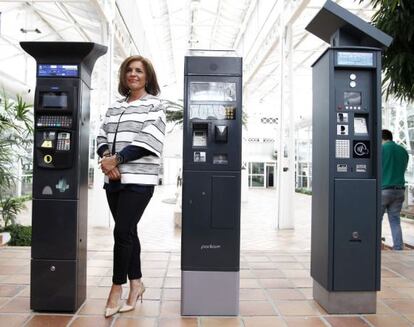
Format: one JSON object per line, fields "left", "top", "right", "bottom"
{"left": 243, "top": 0, "right": 311, "bottom": 88}
{"left": 24, "top": 2, "right": 65, "bottom": 40}
{"left": 54, "top": 2, "right": 91, "bottom": 41}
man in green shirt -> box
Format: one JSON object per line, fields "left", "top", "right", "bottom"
{"left": 382, "top": 129, "right": 409, "bottom": 250}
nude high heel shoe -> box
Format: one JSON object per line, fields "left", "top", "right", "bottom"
{"left": 119, "top": 281, "right": 145, "bottom": 313}
{"left": 104, "top": 287, "right": 122, "bottom": 318}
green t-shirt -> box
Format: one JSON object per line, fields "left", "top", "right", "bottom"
{"left": 382, "top": 141, "right": 409, "bottom": 189}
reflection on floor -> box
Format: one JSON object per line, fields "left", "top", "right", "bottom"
{"left": 0, "top": 185, "right": 413, "bottom": 326}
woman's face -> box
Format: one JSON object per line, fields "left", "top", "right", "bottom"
{"left": 125, "top": 60, "right": 147, "bottom": 92}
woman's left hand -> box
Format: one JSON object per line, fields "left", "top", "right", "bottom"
{"left": 100, "top": 155, "right": 118, "bottom": 174}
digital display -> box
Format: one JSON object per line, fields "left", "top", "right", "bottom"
{"left": 190, "top": 82, "right": 236, "bottom": 101}
{"left": 38, "top": 64, "right": 78, "bottom": 77}
{"left": 344, "top": 92, "right": 361, "bottom": 106}
{"left": 40, "top": 92, "right": 68, "bottom": 109}
{"left": 337, "top": 52, "right": 374, "bottom": 66}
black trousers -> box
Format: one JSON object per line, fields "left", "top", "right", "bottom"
{"left": 106, "top": 189, "right": 153, "bottom": 285}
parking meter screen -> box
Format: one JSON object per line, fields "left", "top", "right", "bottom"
{"left": 190, "top": 82, "right": 236, "bottom": 101}
{"left": 344, "top": 92, "right": 361, "bottom": 106}
{"left": 39, "top": 92, "right": 68, "bottom": 109}
{"left": 38, "top": 64, "right": 78, "bottom": 77}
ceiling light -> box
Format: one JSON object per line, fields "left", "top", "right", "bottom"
{"left": 20, "top": 28, "right": 41, "bottom": 34}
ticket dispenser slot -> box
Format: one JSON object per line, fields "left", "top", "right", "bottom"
{"left": 215, "top": 125, "right": 228, "bottom": 143}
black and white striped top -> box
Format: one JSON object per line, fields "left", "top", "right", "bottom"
{"left": 96, "top": 95, "right": 166, "bottom": 185}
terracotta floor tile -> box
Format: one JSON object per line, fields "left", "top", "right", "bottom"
{"left": 280, "top": 270, "right": 310, "bottom": 278}
{"left": 375, "top": 301, "right": 394, "bottom": 314}
{"left": 200, "top": 317, "right": 242, "bottom": 327}
{"left": 17, "top": 286, "right": 30, "bottom": 297}
{"left": 382, "top": 299, "right": 414, "bottom": 314}
{"left": 382, "top": 278, "right": 414, "bottom": 288}
{"left": 163, "top": 289, "right": 181, "bottom": 301}
{"left": 253, "top": 269, "right": 285, "bottom": 278}
{"left": 78, "top": 299, "right": 107, "bottom": 315}
{"left": 260, "top": 278, "right": 294, "bottom": 288}
{"left": 324, "top": 316, "right": 369, "bottom": 327}
{"left": 275, "top": 263, "right": 305, "bottom": 270}
{"left": 0, "top": 285, "right": 25, "bottom": 297}
{"left": 395, "top": 288, "right": 414, "bottom": 298}
{"left": 403, "top": 314, "right": 414, "bottom": 323}
{"left": 244, "top": 255, "right": 270, "bottom": 262}
{"left": 2, "top": 274, "right": 29, "bottom": 284}
{"left": 87, "top": 276, "right": 102, "bottom": 287}
{"left": 87, "top": 259, "right": 112, "bottom": 267}
{"left": 164, "top": 277, "right": 180, "bottom": 288}
{"left": 239, "top": 289, "right": 267, "bottom": 301}
{"left": 0, "top": 297, "right": 30, "bottom": 313}
{"left": 291, "top": 278, "right": 313, "bottom": 288}
{"left": 248, "top": 262, "right": 279, "bottom": 269}
{"left": 0, "top": 296, "right": 14, "bottom": 306}
{"left": 284, "top": 316, "right": 326, "bottom": 327}
{"left": 240, "top": 279, "right": 260, "bottom": 289}
{"left": 268, "top": 289, "right": 306, "bottom": 301}
{"left": 269, "top": 255, "right": 297, "bottom": 263}
{"left": 364, "top": 314, "right": 412, "bottom": 327}
{"left": 99, "top": 277, "right": 113, "bottom": 287}
{"left": 143, "top": 278, "right": 164, "bottom": 288}
{"left": 0, "top": 314, "right": 30, "bottom": 327}
{"left": 242, "top": 316, "right": 287, "bottom": 327}
{"left": 87, "top": 267, "right": 110, "bottom": 277}
{"left": 69, "top": 316, "right": 113, "bottom": 327}
{"left": 143, "top": 269, "right": 167, "bottom": 278}
{"left": 158, "top": 317, "right": 198, "bottom": 327}
{"left": 0, "top": 265, "right": 24, "bottom": 275}
{"left": 275, "top": 300, "right": 321, "bottom": 316}
{"left": 239, "top": 300, "right": 276, "bottom": 316}
{"left": 381, "top": 269, "right": 399, "bottom": 278}
{"left": 88, "top": 286, "right": 111, "bottom": 299}
{"left": 142, "top": 288, "right": 162, "bottom": 301}
{"left": 114, "top": 317, "right": 156, "bottom": 327}
{"left": 25, "top": 314, "right": 72, "bottom": 327}
{"left": 166, "top": 269, "right": 181, "bottom": 278}
{"left": 240, "top": 270, "right": 255, "bottom": 279}
{"left": 297, "top": 288, "right": 313, "bottom": 300}
{"left": 160, "top": 301, "right": 181, "bottom": 317}
{"left": 378, "top": 288, "right": 410, "bottom": 299}
{"left": 142, "top": 261, "right": 168, "bottom": 269}
{"left": 120, "top": 300, "right": 160, "bottom": 317}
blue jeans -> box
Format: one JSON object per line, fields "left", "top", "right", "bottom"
{"left": 381, "top": 189, "right": 405, "bottom": 250}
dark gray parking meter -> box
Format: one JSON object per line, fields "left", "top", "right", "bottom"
{"left": 20, "top": 42, "right": 106, "bottom": 312}
{"left": 181, "top": 55, "right": 242, "bottom": 315}
{"left": 306, "top": 1, "right": 392, "bottom": 314}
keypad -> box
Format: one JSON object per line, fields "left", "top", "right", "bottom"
{"left": 37, "top": 116, "right": 72, "bottom": 128}
{"left": 336, "top": 140, "right": 350, "bottom": 158}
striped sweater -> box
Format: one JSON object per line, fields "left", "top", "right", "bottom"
{"left": 96, "top": 95, "right": 166, "bottom": 185}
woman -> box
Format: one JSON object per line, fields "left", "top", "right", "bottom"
{"left": 96, "top": 55, "right": 165, "bottom": 317}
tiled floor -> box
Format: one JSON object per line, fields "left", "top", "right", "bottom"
{"left": 1, "top": 185, "right": 414, "bottom": 326}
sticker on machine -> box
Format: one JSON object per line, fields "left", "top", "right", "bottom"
{"left": 356, "top": 164, "right": 367, "bottom": 173}
{"left": 194, "top": 151, "right": 206, "bottom": 162}
{"left": 336, "top": 164, "right": 348, "bottom": 172}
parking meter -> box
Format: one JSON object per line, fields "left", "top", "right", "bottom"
{"left": 20, "top": 42, "right": 107, "bottom": 312}
{"left": 306, "top": 0, "right": 392, "bottom": 313}
{"left": 181, "top": 55, "right": 242, "bottom": 315}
